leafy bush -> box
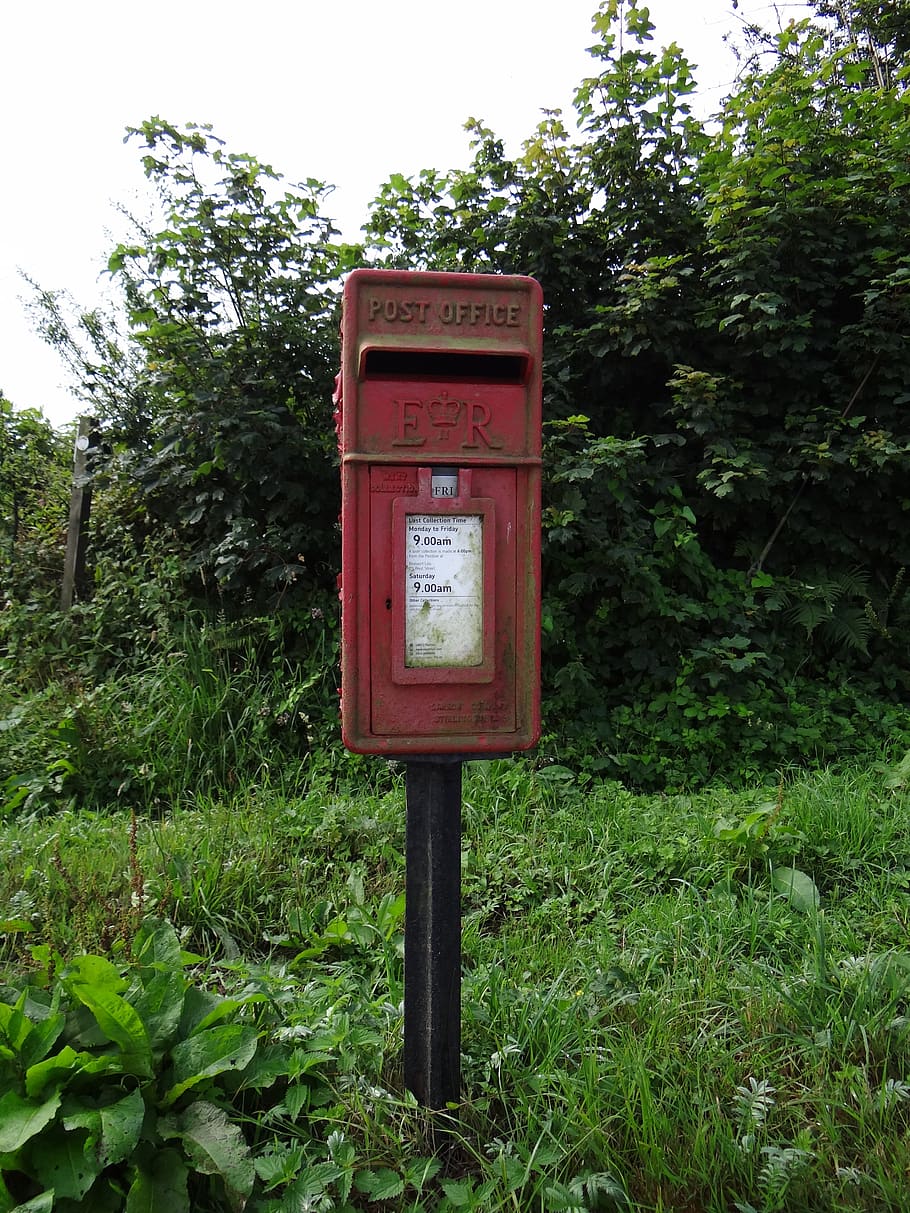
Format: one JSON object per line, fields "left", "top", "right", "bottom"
{"left": 0, "top": 919, "right": 266, "bottom": 1209}
{"left": 0, "top": 400, "right": 72, "bottom": 687}
{"left": 365, "top": 2, "right": 910, "bottom": 782}
{"left": 18, "top": 1, "right": 910, "bottom": 787}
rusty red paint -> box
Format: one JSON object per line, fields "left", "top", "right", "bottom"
{"left": 338, "top": 269, "right": 542, "bottom": 754}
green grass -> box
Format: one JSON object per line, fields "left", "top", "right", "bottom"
{"left": 2, "top": 760, "right": 910, "bottom": 1210}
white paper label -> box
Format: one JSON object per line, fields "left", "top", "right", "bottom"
{"left": 431, "top": 472, "right": 458, "bottom": 498}
{"left": 405, "top": 514, "right": 483, "bottom": 667}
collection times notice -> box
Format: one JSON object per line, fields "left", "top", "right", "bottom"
{"left": 405, "top": 515, "right": 483, "bottom": 667}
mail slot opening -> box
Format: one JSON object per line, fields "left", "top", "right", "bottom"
{"left": 362, "top": 349, "right": 528, "bottom": 384}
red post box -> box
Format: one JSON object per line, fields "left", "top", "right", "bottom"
{"left": 337, "top": 268, "right": 542, "bottom": 754}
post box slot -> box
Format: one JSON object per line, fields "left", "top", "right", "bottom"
{"left": 362, "top": 350, "right": 528, "bottom": 384}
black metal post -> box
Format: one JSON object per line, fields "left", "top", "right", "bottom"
{"left": 404, "top": 758, "right": 463, "bottom": 1109}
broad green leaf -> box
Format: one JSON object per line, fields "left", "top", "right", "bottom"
{"left": 131, "top": 972, "right": 186, "bottom": 1051}
{"left": 0, "top": 1089, "right": 61, "bottom": 1152}
{"left": 30, "top": 1126, "right": 101, "bottom": 1200}
{"left": 653, "top": 517, "right": 674, "bottom": 538}
{"left": 60, "top": 1099, "right": 99, "bottom": 1137}
{"left": 234, "top": 1043, "right": 292, "bottom": 1092}
{"left": 771, "top": 866, "right": 820, "bottom": 911}
{"left": 191, "top": 996, "right": 265, "bottom": 1035}
{"left": 19, "top": 1013, "right": 65, "bottom": 1071}
{"left": 0, "top": 919, "right": 32, "bottom": 933}
{"left": 0, "top": 998, "right": 36, "bottom": 1053}
{"left": 9, "top": 1194, "right": 55, "bottom": 1212}
{"left": 65, "top": 955, "right": 126, "bottom": 995}
{"left": 96, "top": 1088, "right": 145, "bottom": 1167}
{"left": 66, "top": 968, "right": 151, "bottom": 1075}
{"left": 159, "top": 1100, "right": 254, "bottom": 1200}
{"left": 176, "top": 985, "right": 223, "bottom": 1038}
{"left": 133, "top": 918, "right": 184, "bottom": 972}
{"left": 126, "top": 1148, "right": 189, "bottom": 1213}
{"left": 26, "top": 1046, "right": 80, "bottom": 1099}
{"left": 163, "top": 1024, "right": 257, "bottom": 1105}
{"left": 376, "top": 891, "right": 406, "bottom": 937}
{"left": 27, "top": 1047, "right": 121, "bottom": 1098}
{"left": 346, "top": 869, "right": 365, "bottom": 906}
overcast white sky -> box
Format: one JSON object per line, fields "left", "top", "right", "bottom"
{"left": 1, "top": 1, "right": 811, "bottom": 427}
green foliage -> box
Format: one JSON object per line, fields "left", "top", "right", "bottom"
{"left": 811, "top": 0, "right": 910, "bottom": 90}
{"left": 0, "top": 401, "right": 71, "bottom": 673}
{"left": 107, "top": 119, "right": 360, "bottom": 609}
{"left": 365, "top": 2, "right": 910, "bottom": 781}
{"left": 0, "top": 399, "right": 69, "bottom": 581}
{"left": 7, "top": 764, "right": 910, "bottom": 1210}
{"left": 0, "top": 620, "right": 339, "bottom": 818}
{"left": 18, "top": 0, "right": 910, "bottom": 786}
{"left": 0, "top": 918, "right": 264, "bottom": 1210}
{"left": 31, "top": 120, "right": 362, "bottom": 614}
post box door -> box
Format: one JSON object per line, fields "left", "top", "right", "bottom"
{"left": 369, "top": 465, "right": 520, "bottom": 737}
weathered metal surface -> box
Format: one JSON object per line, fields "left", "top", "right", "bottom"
{"left": 337, "top": 269, "right": 542, "bottom": 755}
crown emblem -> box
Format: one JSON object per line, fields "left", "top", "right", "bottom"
{"left": 427, "top": 393, "right": 461, "bottom": 429}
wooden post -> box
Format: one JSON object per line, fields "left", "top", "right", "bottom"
{"left": 60, "top": 416, "right": 97, "bottom": 611}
